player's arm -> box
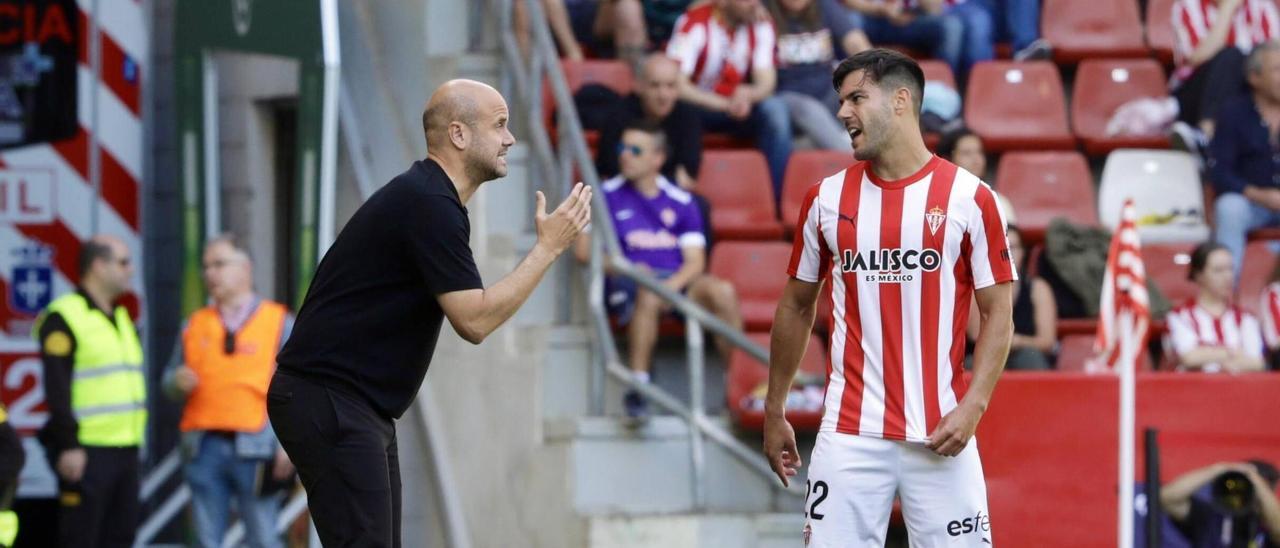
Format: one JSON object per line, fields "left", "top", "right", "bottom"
{"left": 1161, "top": 462, "right": 1235, "bottom": 520}
{"left": 927, "top": 281, "right": 1012, "bottom": 457}
{"left": 763, "top": 277, "right": 824, "bottom": 486}
{"left": 439, "top": 184, "right": 591, "bottom": 344}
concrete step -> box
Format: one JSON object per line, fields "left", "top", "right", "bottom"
{"left": 587, "top": 512, "right": 804, "bottom": 548}
{"left": 545, "top": 416, "right": 799, "bottom": 516}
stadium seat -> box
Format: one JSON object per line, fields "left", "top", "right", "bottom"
{"left": 701, "top": 133, "right": 754, "bottom": 149}
{"left": 919, "top": 59, "right": 956, "bottom": 89}
{"left": 964, "top": 61, "right": 1075, "bottom": 151}
{"left": 994, "top": 151, "right": 1098, "bottom": 245}
{"left": 1071, "top": 59, "right": 1171, "bottom": 155}
{"left": 697, "top": 150, "right": 786, "bottom": 240}
{"left": 1042, "top": 0, "right": 1148, "bottom": 62}
{"left": 781, "top": 150, "right": 851, "bottom": 230}
{"left": 1146, "top": 0, "right": 1177, "bottom": 64}
{"left": 708, "top": 241, "right": 793, "bottom": 331}
{"left": 1055, "top": 334, "right": 1098, "bottom": 372}
{"left": 1098, "top": 149, "right": 1211, "bottom": 243}
{"left": 542, "top": 59, "right": 634, "bottom": 147}
{"left": 1142, "top": 242, "right": 1199, "bottom": 307}
{"left": 1238, "top": 240, "right": 1277, "bottom": 317}
{"left": 726, "top": 332, "right": 828, "bottom": 432}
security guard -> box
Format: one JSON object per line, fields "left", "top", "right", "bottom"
{"left": 162, "top": 234, "right": 293, "bottom": 548}
{"left": 34, "top": 235, "right": 145, "bottom": 547}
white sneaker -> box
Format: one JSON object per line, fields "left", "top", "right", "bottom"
{"left": 1169, "top": 121, "right": 1207, "bottom": 170}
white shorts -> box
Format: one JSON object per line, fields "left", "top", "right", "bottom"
{"left": 802, "top": 432, "right": 992, "bottom": 547}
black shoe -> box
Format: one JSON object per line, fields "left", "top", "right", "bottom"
{"left": 623, "top": 389, "right": 650, "bottom": 422}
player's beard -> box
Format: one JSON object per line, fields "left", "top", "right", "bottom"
{"left": 852, "top": 103, "right": 893, "bottom": 162}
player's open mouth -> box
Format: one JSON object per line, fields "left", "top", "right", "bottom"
{"left": 848, "top": 128, "right": 862, "bottom": 140}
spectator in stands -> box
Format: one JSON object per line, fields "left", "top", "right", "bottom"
{"left": 1210, "top": 40, "right": 1280, "bottom": 277}
{"left": 766, "top": 0, "right": 865, "bottom": 151}
{"left": 1170, "top": 0, "right": 1280, "bottom": 155}
{"left": 1161, "top": 460, "right": 1280, "bottom": 547}
{"left": 980, "top": 0, "right": 1051, "bottom": 61}
{"left": 575, "top": 121, "right": 742, "bottom": 419}
{"left": 514, "top": 0, "right": 587, "bottom": 60}
{"left": 838, "top": 0, "right": 964, "bottom": 81}
{"left": 596, "top": 54, "right": 704, "bottom": 188}
{"left": 937, "top": 125, "right": 988, "bottom": 179}
{"left": 1166, "top": 242, "right": 1266, "bottom": 373}
{"left": 667, "top": 0, "right": 793, "bottom": 201}
{"left": 966, "top": 226, "right": 1055, "bottom": 370}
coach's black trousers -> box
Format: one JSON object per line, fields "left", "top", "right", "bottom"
{"left": 268, "top": 370, "right": 401, "bottom": 548}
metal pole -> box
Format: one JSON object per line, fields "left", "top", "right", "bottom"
{"left": 1117, "top": 309, "right": 1136, "bottom": 548}
{"left": 1144, "top": 428, "right": 1161, "bottom": 548}
{"left": 89, "top": 0, "right": 101, "bottom": 233}
{"left": 202, "top": 52, "right": 221, "bottom": 236}
{"left": 686, "top": 317, "right": 706, "bottom": 510}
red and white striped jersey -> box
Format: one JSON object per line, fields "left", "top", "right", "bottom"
{"left": 666, "top": 4, "right": 776, "bottom": 97}
{"left": 1172, "top": 0, "right": 1279, "bottom": 77}
{"left": 1260, "top": 282, "right": 1280, "bottom": 349}
{"left": 1165, "top": 298, "right": 1264, "bottom": 371}
{"left": 787, "top": 156, "right": 1016, "bottom": 443}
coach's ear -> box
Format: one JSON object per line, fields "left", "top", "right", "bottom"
{"left": 448, "top": 121, "right": 471, "bottom": 151}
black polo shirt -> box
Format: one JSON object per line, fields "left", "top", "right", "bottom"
{"left": 277, "top": 159, "right": 483, "bottom": 419}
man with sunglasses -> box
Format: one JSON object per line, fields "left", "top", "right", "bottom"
{"left": 576, "top": 120, "right": 742, "bottom": 419}
{"left": 34, "top": 235, "right": 145, "bottom": 547}
{"left": 162, "top": 234, "right": 294, "bottom": 548}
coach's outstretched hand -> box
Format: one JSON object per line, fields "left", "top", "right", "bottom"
{"left": 535, "top": 182, "right": 592, "bottom": 255}
{"left": 764, "top": 414, "right": 801, "bottom": 487}
{"left": 926, "top": 400, "right": 983, "bottom": 457}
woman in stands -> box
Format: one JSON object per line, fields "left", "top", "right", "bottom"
{"left": 1166, "top": 242, "right": 1266, "bottom": 372}
{"left": 967, "top": 225, "right": 1056, "bottom": 370}
{"left": 937, "top": 126, "right": 1017, "bottom": 223}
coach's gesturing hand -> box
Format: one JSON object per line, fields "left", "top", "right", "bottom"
{"left": 764, "top": 414, "right": 802, "bottom": 487}
{"left": 534, "top": 182, "right": 592, "bottom": 255}
{"left": 926, "top": 400, "right": 983, "bottom": 457}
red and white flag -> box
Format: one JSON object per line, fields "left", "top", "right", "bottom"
{"left": 1095, "top": 199, "right": 1151, "bottom": 371}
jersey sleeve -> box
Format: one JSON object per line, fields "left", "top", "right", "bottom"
{"left": 404, "top": 195, "right": 484, "bottom": 295}
{"left": 965, "top": 182, "right": 1017, "bottom": 290}
{"left": 1165, "top": 308, "right": 1201, "bottom": 356}
{"left": 787, "top": 183, "right": 825, "bottom": 283}
{"left": 752, "top": 21, "right": 777, "bottom": 71}
{"left": 666, "top": 15, "right": 707, "bottom": 77}
{"left": 1241, "top": 312, "right": 1265, "bottom": 359}
{"left": 1262, "top": 285, "right": 1280, "bottom": 349}
{"left": 676, "top": 198, "right": 707, "bottom": 249}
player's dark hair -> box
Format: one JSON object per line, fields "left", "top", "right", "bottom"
{"left": 832, "top": 48, "right": 926, "bottom": 116}
{"left": 1187, "top": 241, "right": 1230, "bottom": 282}
{"left": 622, "top": 119, "right": 669, "bottom": 157}
{"left": 78, "top": 239, "right": 114, "bottom": 278}
{"left": 936, "top": 126, "right": 981, "bottom": 161}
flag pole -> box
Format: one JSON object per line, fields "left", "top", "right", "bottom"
{"left": 1117, "top": 308, "right": 1136, "bottom": 548}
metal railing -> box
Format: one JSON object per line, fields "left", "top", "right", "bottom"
{"left": 494, "top": 0, "right": 805, "bottom": 507}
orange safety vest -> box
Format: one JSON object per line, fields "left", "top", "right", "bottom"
{"left": 179, "top": 300, "right": 287, "bottom": 433}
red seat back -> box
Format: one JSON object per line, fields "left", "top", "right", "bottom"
{"left": 1146, "top": 0, "right": 1177, "bottom": 63}
{"left": 995, "top": 151, "right": 1098, "bottom": 245}
{"left": 726, "top": 332, "right": 828, "bottom": 431}
{"left": 1142, "top": 242, "right": 1199, "bottom": 310}
{"left": 919, "top": 59, "right": 956, "bottom": 89}
{"left": 964, "top": 61, "right": 1074, "bottom": 151}
{"left": 697, "top": 150, "right": 785, "bottom": 240}
{"left": 1043, "top": 0, "right": 1147, "bottom": 61}
{"left": 709, "top": 241, "right": 793, "bottom": 331}
{"left": 780, "top": 151, "right": 851, "bottom": 230}
{"left": 1071, "top": 58, "right": 1170, "bottom": 154}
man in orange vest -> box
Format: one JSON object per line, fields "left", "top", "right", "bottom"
{"left": 162, "top": 234, "right": 293, "bottom": 548}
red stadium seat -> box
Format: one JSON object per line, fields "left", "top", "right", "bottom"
{"left": 964, "top": 61, "right": 1075, "bottom": 151}
{"left": 781, "top": 150, "right": 851, "bottom": 231}
{"left": 1143, "top": 242, "right": 1199, "bottom": 309}
{"left": 1072, "top": 59, "right": 1171, "bottom": 155}
{"left": 697, "top": 150, "right": 786, "bottom": 240}
{"left": 542, "top": 59, "right": 634, "bottom": 147}
{"left": 1146, "top": 0, "right": 1177, "bottom": 64}
{"left": 1042, "top": 0, "right": 1148, "bottom": 62}
{"left": 994, "top": 151, "right": 1098, "bottom": 245}
{"left": 1238, "top": 240, "right": 1277, "bottom": 317}
{"left": 919, "top": 59, "right": 956, "bottom": 89}
{"left": 726, "top": 332, "right": 828, "bottom": 431}
{"left": 1055, "top": 334, "right": 1098, "bottom": 372}
{"left": 708, "top": 241, "right": 793, "bottom": 331}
